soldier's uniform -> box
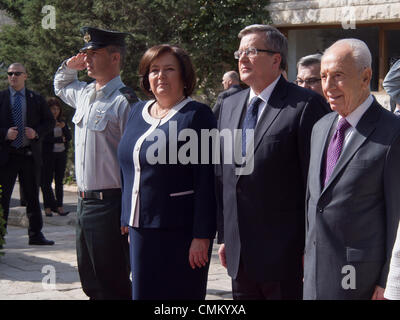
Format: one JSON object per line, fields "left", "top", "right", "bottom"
{"left": 54, "top": 27, "right": 138, "bottom": 299}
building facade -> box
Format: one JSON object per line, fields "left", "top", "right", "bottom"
{"left": 267, "top": 0, "right": 400, "bottom": 108}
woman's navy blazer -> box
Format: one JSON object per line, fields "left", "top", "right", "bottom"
{"left": 118, "top": 99, "right": 217, "bottom": 239}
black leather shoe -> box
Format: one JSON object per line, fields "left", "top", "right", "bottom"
{"left": 29, "top": 237, "right": 55, "bottom": 246}
{"left": 58, "top": 211, "right": 70, "bottom": 216}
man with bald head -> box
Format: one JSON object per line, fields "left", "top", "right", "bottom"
{"left": 0, "top": 62, "right": 55, "bottom": 245}
{"left": 303, "top": 39, "right": 400, "bottom": 299}
{"left": 212, "top": 71, "right": 242, "bottom": 119}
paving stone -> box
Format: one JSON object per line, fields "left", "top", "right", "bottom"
{"left": 0, "top": 184, "right": 232, "bottom": 300}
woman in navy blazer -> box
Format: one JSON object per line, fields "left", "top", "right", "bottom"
{"left": 118, "top": 44, "right": 217, "bottom": 300}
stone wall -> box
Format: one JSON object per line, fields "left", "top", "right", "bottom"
{"left": 267, "top": 0, "right": 400, "bottom": 26}
{"left": 0, "top": 10, "right": 14, "bottom": 30}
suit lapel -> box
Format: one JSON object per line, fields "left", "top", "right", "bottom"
{"left": 219, "top": 89, "right": 248, "bottom": 176}
{"left": 229, "top": 88, "right": 249, "bottom": 131}
{"left": 3, "top": 89, "right": 14, "bottom": 125}
{"left": 321, "top": 100, "right": 380, "bottom": 195}
{"left": 253, "top": 76, "right": 286, "bottom": 153}
{"left": 25, "top": 89, "right": 34, "bottom": 127}
{"left": 314, "top": 112, "right": 337, "bottom": 195}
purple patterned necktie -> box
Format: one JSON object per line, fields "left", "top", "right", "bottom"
{"left": 323, "top": 117, "right": 352, "bottom": 187}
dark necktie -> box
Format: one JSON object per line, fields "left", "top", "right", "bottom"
{"left": 242, "top": 96, "right": 262, "bottom": 157}
{"left": 12, "top": 91, "right": 24, "bottom": 148}
{"left": 323, "top": 117, "right": 351, "bottom": 187}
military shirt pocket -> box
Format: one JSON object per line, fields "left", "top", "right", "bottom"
{"left": 87, "top": 111, "right": 110, "bottom": 132}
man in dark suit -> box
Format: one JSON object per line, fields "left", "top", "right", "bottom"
{"left": 0, "top": 63, "right": 55, "bottom": 245}
{"left": 303, "top": 39, "right": 400, "bottom": 300}
{"left": 296, "top": 53, "right": 324, "bottom": 97}
{"left": 213, "top": 71, "right": 242, "bottom": 120}
{"left": 216, "top": 24, "right": 329, "bottom": 300}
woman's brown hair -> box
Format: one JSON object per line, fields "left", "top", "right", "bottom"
{"left": 47, "top": 97, "right": 63, "bottom": 121}
{"left": 139, "top": 44, "right": 196, "bottom": 97}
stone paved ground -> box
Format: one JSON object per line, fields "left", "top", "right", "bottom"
{"left": 0, "top": 184, "right": 232, "bottom": 300}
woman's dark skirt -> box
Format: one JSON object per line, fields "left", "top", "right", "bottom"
{"left": 129, "top": 227, "right": 212, "bottom": 300}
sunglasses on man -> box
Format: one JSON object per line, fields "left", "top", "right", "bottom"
{"left": 7, "top": 72, "right": 24, "bottom": 76}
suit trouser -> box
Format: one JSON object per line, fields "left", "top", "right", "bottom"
{"left": 76, "top": 196, "right": 132, "bottom": 300}
{"left": 0, "top": 153, "right": 43, "bottom": 239}
{"left": 231, "top": 256, "right": 303, "bottom": 300}
{"left": 41, "top": 151, "right": 67, "bottom": 208}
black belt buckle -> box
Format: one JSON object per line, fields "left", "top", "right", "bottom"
{"left": 78, "top": 190, "right": 103, "bottom": 200}
{"left": 78, "top": 189, "right": 120, "bottom": 200}
{"left": 79, "top": 191, "right": 88, "bottom": 199}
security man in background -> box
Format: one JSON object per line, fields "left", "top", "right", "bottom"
{"left": 213, "top": 70, "right": 242, "bottom": 120}
{"left": 54, "top": 27, "right": 137, "bottom": 300}
{"left": 295, "top": 53, "right": 324, "bottom": 97}
{"left": 0, "top": 62, "right": 55, "bottom": 246}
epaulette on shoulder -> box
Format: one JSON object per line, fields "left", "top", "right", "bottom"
{"left": 119, "top": 86, "right": 139, "bottom": 105}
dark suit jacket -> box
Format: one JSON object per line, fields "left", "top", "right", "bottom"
{"left": 213, "top": 85, "right": 242, "bottom": 120}
{"left": 0, "top": 88, "right": 54, "bottom": 166}
{"left": 216, "top": 75, "right": 330, "bottom": 282}
{"left": 118, "top": 100, "right": 217, "bottom": 238}
{"left": 42, "top": 121, "right": 72, "bottom": 154}
{"left": 304, "top": 98, "right": 400, "bottom": 299}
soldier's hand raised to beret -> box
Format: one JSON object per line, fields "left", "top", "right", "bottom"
{"left": 66, "top": 53, "right": 86, "bottom": 70}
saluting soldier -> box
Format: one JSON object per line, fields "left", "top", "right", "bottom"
{"left": 54, "top": 27, "right": 138, "bottom": 300}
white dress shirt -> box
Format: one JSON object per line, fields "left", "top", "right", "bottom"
{"left": 327, "top": 95, "right": 374, "bottom": 151}
{"left": 247, "top": 75, "right": 281, "bottom": 122}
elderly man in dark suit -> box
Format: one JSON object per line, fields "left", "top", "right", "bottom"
{"left": 213, "top": 71, "right": 242, "bottom": 120}
{"left": 303, "top": 38, "right": 400, "bottom": 300}
{"left": 216, "top": 24, "right": 329, "bottom": 300}
{"left": 0, "top": 62, "right": 55, "bottom": 245}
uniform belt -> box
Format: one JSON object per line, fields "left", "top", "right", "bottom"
{"left": 78, "top": 188, "right": 122, "bottom": 200}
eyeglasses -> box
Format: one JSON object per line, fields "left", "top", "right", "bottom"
{"left": 295, "top": 78, "right": 321, "bottom": 86}
{"left": 7, "top": 72, "right": 24, "bottom": 76}
{"left": 234, "top": 47, "right": 279, "bottom": 60}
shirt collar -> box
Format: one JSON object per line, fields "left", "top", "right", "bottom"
{"left": 339, "top": 94, "right": 374, "bottom": 128}
{"left": 9, "top": 86, "right": 26, "bottom": 97}
{"left": 248, "top": 75, "right": 281, "bottom": 105}
{"left": 95, "top": 76, "right": 123, "bottom": 99}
